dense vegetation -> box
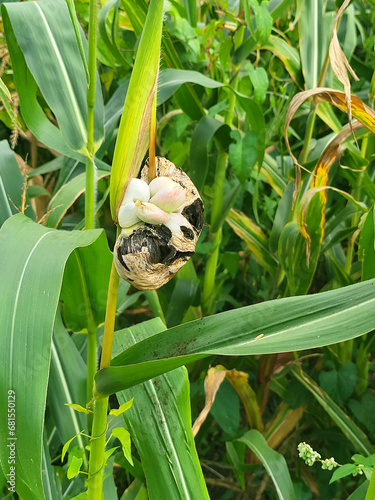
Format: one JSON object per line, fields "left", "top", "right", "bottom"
{"left": 1, "top": 0, "right": 375, "bottom": 499}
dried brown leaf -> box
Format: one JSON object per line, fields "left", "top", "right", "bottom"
{"left": 285, "top": 88, "right": 375, "bottom": 202}
{"left": 329, "top": 0, "right": 359, "bottom": 126}
{"left": 192, "top": 366, "right": 226, "bottom": 437}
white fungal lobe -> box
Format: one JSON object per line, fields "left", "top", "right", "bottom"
{"left": 114, "top": 157, "right": 204, "bottom": 290}
{"left": 134, "top": 200, "right": 169, "bottom": 225}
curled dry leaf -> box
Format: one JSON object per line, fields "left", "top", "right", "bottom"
{"left": 297, "top": 121, "right": 365, "bottom": 265}
{"left": 329, "top": 0, "right": 359, "bottom": 126}
{"left": 192, "top": 365, "right": 264, "bottom": 437}
{"left": 192, "top": 367, "right": 226, "bottom": 437}
{"left": 114, "top": 157, "right": 204, "bottom": 290}
{"left": 284, "top": 87, "right": 375, "bottom": 202}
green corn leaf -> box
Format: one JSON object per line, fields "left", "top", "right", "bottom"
{"left": 0, "top": 214, "right": 106, "bottom": 500}
{"left": 237, "top": 430, "right": 295, "bottom": 500}
{"left": 292, "top": 368, "right": 374, "bottom": 456}
{"left": 359, "top": 206, "right": 375, "bottom": 280}
{"left": 95, "top": 278, "right": 375, "bottom": 395}
{"left": 2, "top": 0, "right": 104, "bottom": 154}
{"left": 48, "top": 312, "right": 87, "bottom": 455}
{"left": 45, "top": 169, "right": 109, "bottom": 228}
{"left": 60, "top": 241, "right": 112, "bottom": 333}
{"left": 110, "top": 0, "right": 165, "bottom": 219}
{"left": 113, "top": 319, "right": 210, "bottom": 500}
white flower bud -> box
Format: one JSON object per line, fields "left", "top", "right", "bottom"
{"left": 118, "top": 202, "right": 141, "bottom": 229}
{"left": 134, "top": 200, "right": 169, "bottom": 225}
{"left": 121, "top": 178, "right": 150, "bottom": 206}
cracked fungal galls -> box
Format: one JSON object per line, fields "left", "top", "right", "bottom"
{"left": 114, "top": 157, "right": 204, "bottom": 290}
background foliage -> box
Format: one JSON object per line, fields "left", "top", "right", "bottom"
{"left": 1, "top": 0, "right": 375, "bottom": 498}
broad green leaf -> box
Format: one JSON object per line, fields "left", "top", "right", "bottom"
{"left": 0, "top": 214, "right": 105, "bottom": 500}
{"left": 112, "top": 428, "right": 133, "bottom": 465}
{"left": 110, "top": 0, "right": 165, "bottom": 219}
{"left": 292, "top": 368, "right": 374, "bottom": 456}
{"left": 246, "top": 0, "right": 273, "bottom": 45}
{"left": 114, "top": 319, "right": 210, "bottom": 500}
{"left": 0, "top": 139, "right": 34, "bottom": 226}
{"left": 48, "top": 311, "right": 87, "bottom": 454}
{"left": 45, "top": 169, "right": 109, "bottom": 228}
{"left": 60, "top": 239, "right": 112, "bottom": 333}
{"left": 228, "top": 129, "right": 258, "bottom": 183}
{"left": 183, "top": 0, "right": 197, "bottom": 27}
{"left": 246, "top": 64, "right": 269, "bottom": 104}
{"left": 165, "top": 279, "right": 199, "bottom": 328}
{"left": 330, "top": 463, "right": 359, "bottom": 483}
{"left": 2, "top": 18, "right": 83, "bottom": 161}
{"left": 67, "top": 455, "right": 83, "bottom": 480}
{"left": 95, "top": 278, "right": 375, "bottom": 395}
{"left": 298, "top": 0, "right": 334, "bottom": 88}
{"left": 238, "top": 430, "right": 295, "bottom": 500}
{"left": 2, "top": 0, "right": 104, "bottom": 153}
{"left": 189, "top": 115, "right": 231, "bottom": 191}
{"left": 98, "top": 0, "right": 131, "bottom": 68}
{"left": 359, "top": 206, "right": 375, "bottom": 280}
{"left": 158, "top": 68, "right": 224, "bottom": 105}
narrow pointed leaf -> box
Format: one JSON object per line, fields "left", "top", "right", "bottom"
{"left": 237, "top": 430, "right": 295, "bottom": 500}
{"left": 110, "top": 0, "right": 165, "bottom": 219}
{"left": 292, "top": 368, "right": 374, "bottom": 456}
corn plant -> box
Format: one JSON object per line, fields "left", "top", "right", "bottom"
{"left": 1, "top": 0, "right": 375, "bottom": 499}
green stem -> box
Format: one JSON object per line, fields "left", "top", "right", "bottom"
{"left": 298, "top": 107, "right": 316, "bottom": 165}
{"left": 84, "top": 0, "right": 98, "bottom": 435}
{"left": 86, "top": 329, "right": 97, "bottom": 429}
{"left": 87, "top": 248, "right": 120, "bottom": 499}
{"left": 87, "top": 397, "right": 109, "bottom": 498}
{"left": 85, "top": 0, "right": 98, "bottom": 230}
{"left": 201, "top": 77, "right": 238, "bottom": 315}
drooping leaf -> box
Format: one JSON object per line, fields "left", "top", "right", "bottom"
{"left": 2, "top": 0, "right": 104, "bottom": 154}
{"left": 95, "top": 278, "right": 375, "bottom": 395}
